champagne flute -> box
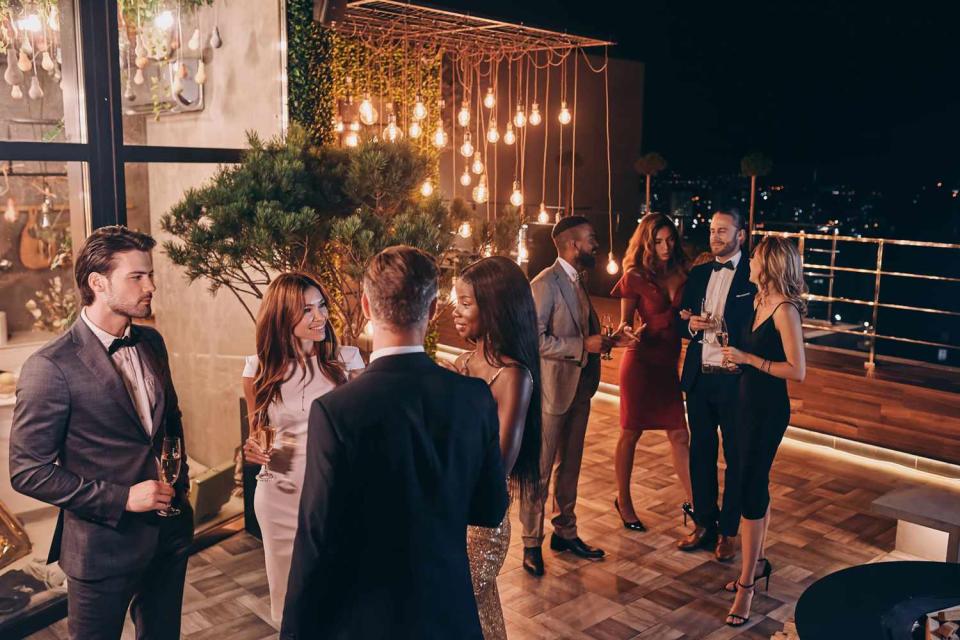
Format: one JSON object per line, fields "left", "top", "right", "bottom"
{"left": 600, "top": 313, "right": 614, "bottom": 360}
{"left": 155, "top": 436, "right": 182, "bottom": 517}
{"left": 256, "top": 425, "right": 277, "bottom": 481}
{"left": 700, "top": 298, "right": 715, "bottom": 344}
{"left": 717, "top": 317, "right": 740, "bottom": 372}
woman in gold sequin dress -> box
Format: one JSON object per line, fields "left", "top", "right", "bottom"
{"left": 447, "top": 257, "right": 543, "bottom": 639}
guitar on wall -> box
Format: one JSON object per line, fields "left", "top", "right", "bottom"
{"left": 19, "top": 208, "right": 54, "bottom": 270}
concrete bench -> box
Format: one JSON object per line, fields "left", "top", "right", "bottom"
{"left": 872, "top": 487, "right": 960, "bottom": 562}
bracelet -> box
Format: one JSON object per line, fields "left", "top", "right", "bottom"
{"left": 764, "top": 359, "right": 772, "bottom": 373}
{"left": 760, "top": 359, "right": 769, "bottom": 372}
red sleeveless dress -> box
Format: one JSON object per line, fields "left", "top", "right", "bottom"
{"left": 610, "top": 270, "right": 686, "bottom": 431}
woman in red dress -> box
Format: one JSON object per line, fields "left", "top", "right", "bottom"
{"left": 610, "top": 213, "right": 693, "bottom": 531}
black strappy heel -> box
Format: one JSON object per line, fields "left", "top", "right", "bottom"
{"left": 724, "top": 558, "right": 772, "bottom": 593}
{"left": 725, "top": 580, "right": 756, "bottom": 627}
{"left": 614, "top": 498, "right": 646, "bottom": 532}
{"left": 682, "top": 502, "right": 695, "bottom": 527}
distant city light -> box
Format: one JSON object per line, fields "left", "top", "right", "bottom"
{"left": 834, "top": 314, "right": 842, "bottom": 322}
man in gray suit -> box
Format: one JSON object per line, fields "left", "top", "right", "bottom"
{"left": 519, "top": 216, "right": 616, "bottom": 576}
{"left": 10, "top": 226, "right": 193, "bottom": 640}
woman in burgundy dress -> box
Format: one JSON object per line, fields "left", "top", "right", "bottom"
{"left": 610, "top": 213, "right": 693, "bottom": 531}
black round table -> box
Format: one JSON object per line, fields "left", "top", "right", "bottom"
{"left": 796, "top": 561, "right": 960, "bottom": 639}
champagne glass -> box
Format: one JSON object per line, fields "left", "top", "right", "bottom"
{"left": 600, "top": 313, "right": 614, "bottom": 360}
{"left": 256, "top": 425, "right": 277, "bottom": 481}
{"left": 700, "top": 298, "right": 715, "bottom": 344}
{"left": 717, "top": 317, "right": 740, "bottom": 373}
{"left": 155, "top": 436, "right": 182, "bottom": 517}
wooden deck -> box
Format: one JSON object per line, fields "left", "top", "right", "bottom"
{"left": 439, "top": 296, "right": 960, "bottom": 467}
{"left": 29, "top": 392, "right": 949, "bottom": 640}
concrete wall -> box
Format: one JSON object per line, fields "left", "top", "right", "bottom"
{"left": 136, "top": 0, "right": 286, "bottom": 467}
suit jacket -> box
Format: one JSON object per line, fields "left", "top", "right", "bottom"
{"left": 10, "top": 319, "right": 193, "bottom": 580}
{"left": 280, "top": 352, "right": 508, "bottom": 640}
{"left": 530, "top": 260, "right": 601, "bottom": 415}
{"left": 679, "top": 255, "right": 757, "bottom": 392}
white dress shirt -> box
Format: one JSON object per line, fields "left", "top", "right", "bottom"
{"left": 556, "top": 257, "right": 579, "bottom": 283}
{"left": 81, "top": 309, "right": 156, "bottom": 434}
{"left": 701, "top": 251, "right": 741, "bottom": 366}
{"left": 369, "top": 345, "right": 425, "bottom": 362}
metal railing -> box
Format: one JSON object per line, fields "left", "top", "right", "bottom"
{"left": 753, "top": 230, "right": 960, "bottom": 369}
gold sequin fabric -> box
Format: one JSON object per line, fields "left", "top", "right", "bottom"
{"left": 467, "top": 513, "right": 511, "bottom": 640}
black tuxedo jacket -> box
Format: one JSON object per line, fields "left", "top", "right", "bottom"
{"left": 280, "top": 352, "right": 508, "bottom": 640}
{"left": 679, "top": 255, "right": 757, "bottom": 392}
{"left": 10, "top": 319, "right": 193, "bottom": 580}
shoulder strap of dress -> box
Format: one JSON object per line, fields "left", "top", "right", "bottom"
{"left": 488, "top": 363, "right": 533, "bottom": 387}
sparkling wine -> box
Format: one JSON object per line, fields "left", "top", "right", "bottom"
{"left": 159, "top": 453, "right": 181, "bottom": 484}
{"left": 717, "top": 331, "right": 729, "bottom": 347}
{"left": 259, "top": 426, "right": 277, "bottom": 452}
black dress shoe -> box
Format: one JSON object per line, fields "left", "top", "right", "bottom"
{"left": 522, "top": 547, "right": 544, "bottom": 576}
{"left": 550, "top": 533, "right": 605, "bottom": 559}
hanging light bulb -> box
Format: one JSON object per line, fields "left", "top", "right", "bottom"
{"left": 384, "top": 114, "right": 402, "bottom": 142}
{"left": 4, "top": 197, "right": 17, "bottom": 223}
{"left": 459, "top": 131, "right": 474, "bottom": 158}
{"left": 510, "top": 181, "right": 523, "bottom": 207}
{"left": 486, "top": 118, "right": 500, "bottom": 143}
{"left": 503, "top": 122, "right": 516, "bottom": 145}
{"left": 472, "top": 174, "right": 489, "bottom": 204}
{"left": 517, "top": 244, "right": 529, "bottom": 262}
{"left": 513, "top": 103, "right": 526, "bottom": 128}
{"left": 154, "top": 10, "right": 174, "bottom": 29}
{"left": 458, "top": 221, "right": 473, "bottom": 238}
{"left": 471, "top": 152, "right": 484, "bottom": 175}
{"left": 420, "top": 179, "right": 434, "bottom": 197}
{"left": 358, "top": 94, "right": 378, "bottom": 125}
{"left": 606, "top": 252, "right": 620, "bottom": 275}
{"left": 333, "top": 115, "right": 345, "bottom": 134}
{"left": 408, "top": 119, "right": 422, "bottom": 139}
{"left": 349, "top": 119, "right": 361, "bottom": 132}
{"left": 343, "top": 130, "right": 359, "bottom": 147}
{"left": 432, "top": 119, "right": 447, "bottom": 148}
{"left": 412, "top": 96, "right": 427, "bottom": 121}
{"left": 483, "top": 87, "right": 495, "bottom": 109}
{"left": 457, "top": 100, "right": 470, "bottom": 127}
{"left": 460, "top": 167, "right": 472, "bottom": 187}
{"left": 529, "top": 102, "right": 542, "bottom": 126}
{"left": 558, "top": 101, "right": 572, "bottom": 125}
{"left": 537, "top": 202, "right": 550, "bottom": 224}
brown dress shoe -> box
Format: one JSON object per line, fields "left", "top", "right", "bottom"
{"left": 715, "top": 534, "right": 736, "bottom": 562}
{"left": 676, "top": 526, "right": 717, "bottom": 552}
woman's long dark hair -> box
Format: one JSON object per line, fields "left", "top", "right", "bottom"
{"left": 459, "top": 257, "right": 542, "bottom": 503}
{"left": 253, "top": 272, "right": 347, "bottom": 427}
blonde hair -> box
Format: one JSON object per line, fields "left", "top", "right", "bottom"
{"left": 753, "top": 236, "right": 808, "bottom": 315}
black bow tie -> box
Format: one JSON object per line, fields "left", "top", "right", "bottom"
{"left": 712, "top": 261, "right": 735, "bottom": 272}
{"left": 108, "top": 334, "right": 139, "bottom": 356}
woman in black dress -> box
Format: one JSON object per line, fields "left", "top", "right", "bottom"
{"left": 720, "top": 236, "right": 807, "bottom": 627}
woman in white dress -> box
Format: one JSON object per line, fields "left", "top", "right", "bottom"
{"left": 241, "top": 272, "right": 364, "bottom": 623}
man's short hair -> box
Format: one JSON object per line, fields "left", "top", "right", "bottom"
{"left": 713, "top": 209, "right": 745, "bottom": 231}
{"left": 363, "top": 245, "right": 438, "bottom": 328}
{"left": 75, "top": 225, "right": 156, "bottom": 306}
{"left": 551, "top": 215, "right": 592, "bottom": 240}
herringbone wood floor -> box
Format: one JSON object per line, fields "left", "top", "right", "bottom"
{"left": 31, "top": 394, "right": 930, "bottom": 640}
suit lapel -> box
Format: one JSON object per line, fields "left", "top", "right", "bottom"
{"left": 72, "top": 321, "right": 149, "bottom": 440}
{"left": 552, "top": 261, "right": 584, "bottom": 335}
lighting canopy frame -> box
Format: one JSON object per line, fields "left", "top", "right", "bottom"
{"left": 330, "top": 1, "right": 613, "bottom": 54}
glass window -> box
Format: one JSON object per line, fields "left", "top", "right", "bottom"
{"left": 0, "top": 1, "right": 85, "bottom": 143}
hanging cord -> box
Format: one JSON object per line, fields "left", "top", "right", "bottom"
{"left": 603, "top": 47, "right": 613, "bottom": 258}
{"left": 557, "top": 55, "right": 565, "bottom": 218}
{"left": 540, "top": 51, "right": 550, "bottom": 209}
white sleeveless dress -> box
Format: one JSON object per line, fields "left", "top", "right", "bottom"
{"left": 242, "top": 346, "right": 365, "bottom": 622}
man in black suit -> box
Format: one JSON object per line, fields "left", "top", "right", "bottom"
{"left": 676, "top": 210, "right": 756, "bottom": 562}
{"left": 280, "top": 245, "right": 508, "bottom": 639}
{"left": 10, "top": 226, "right": 193, "bottom": 640}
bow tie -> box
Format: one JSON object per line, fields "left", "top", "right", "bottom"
{"left": 712, "top": 261, "right": 735, "bottom": 272}
{"left": 108, "top": 334, "right": 139, "bottom": 356}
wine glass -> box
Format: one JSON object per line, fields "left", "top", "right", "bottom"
{"left": 256, "top": 425, "right": 277, "bottom": 481}
{"left": 699, "top": 298, "right": 715, "bottom": 344}
{"left": 600, "top": 313, "right": 614, "bottom": 360}
{"left": 155, "top": 436, "right": 182, "bottom": 517}
{"left": 717, "top": 317, "right": 740, "bottom": 373}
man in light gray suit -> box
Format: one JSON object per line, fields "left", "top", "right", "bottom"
{"left": 519, "top": 216, "right": 616, "bottom": 576}
{"left": 10, "top": 226, "right": 193, "bottom": 640}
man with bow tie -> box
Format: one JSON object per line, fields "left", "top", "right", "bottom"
{"left": 676, "top": 210, "right": 757, "bottom": 562}
{"left": 11, "top": 225, "right": 192, "bottom": 640}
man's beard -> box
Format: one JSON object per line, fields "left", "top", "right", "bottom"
{"left": 107, "top": 295, "right": 152, "bottom": 319}
{"left": 576, "top": 250, "right": 597, "bottom": 270}
{"left": 711, "top": 237, "right": 739, "bottom": 257}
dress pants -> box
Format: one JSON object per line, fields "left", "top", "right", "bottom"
{"left": 686, "top": 372, "right": 741, "bottom": 537}
{"left": 521, "top": 376, "right": 593, "bottom": 546}
{"left": 66, "top": 517, "right": 192, "bottom": 640}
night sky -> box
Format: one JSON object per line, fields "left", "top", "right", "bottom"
{"left": 438, "top": 0, "right": 960, "bottom": 189}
